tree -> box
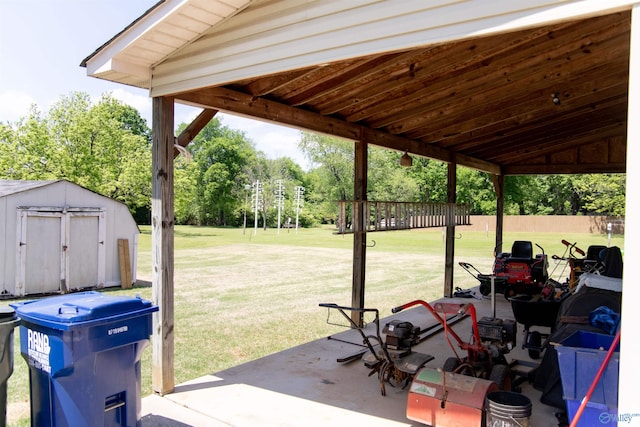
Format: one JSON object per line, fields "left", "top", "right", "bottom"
{"left": 368, "top": 148, "right": 420, "bottom": 201}
{"left": 299, "top": 132, "right": 354, "bottom": 223}
{"left": 455, "top": 168, "right": 495, "bottom": 214}
{"left": 2, "top": 93, "right": 627, "bottom": 224}
{"left": 299, "top": 132, "right": 354, "bottom": 201}
{"left": 573, "top": 174, "right": 626, "bottom": 216}
{"left": 174, "top": 158, "right": 200, "bottom": 225}
{"left": 185, "top": 119, "right": 255, "bottom": 225}
{"left": 84, "top": 94, "right": 152, "bottom": 221}
{"left": 529, "top": 175, "right": 576, "bottom": 215}
{"left": 0, "top": 105, "right": 55, "bottom": 179}
{"left": 503, "top": 176, "right": 535, "bottom": 214}
{"left": 0, "top": 92, "right": 153, "bottom": 221}
{"left": 406, "top": 157, "right": 448, "bottom": 203}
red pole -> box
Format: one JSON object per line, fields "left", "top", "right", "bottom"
{"left": 569, "top": 329, "right": 621, "bottom": 427}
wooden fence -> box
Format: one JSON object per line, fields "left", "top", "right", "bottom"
{"left": 464, "top": 215, "right": 625, "bottom": 234}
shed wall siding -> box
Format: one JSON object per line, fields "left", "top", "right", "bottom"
{"left": 0, "top": 197, "right": 8, "bottom": 295}
{"left": 151, "top": 0, "right": 635, "bottom": 96}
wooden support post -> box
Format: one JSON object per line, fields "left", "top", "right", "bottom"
{"left": 444, "top": 163, "right": 456, "bottom": 298}
{"left": 492, "top": 174, "right": 505, "bottom": 255}
{"left": 338, "top": 201, "right": 346, "bottom": 234}
{"left": 118, "top": 239, "right": 132, "bottom": 289}
{"left": 364, "top": 201, "right": 370, "bottom": 231}
{"left": 151, "top": 96, "right": 175, "bottom": 395}
{"left": 351, "top": 139, "right": 367, "bottom": 327}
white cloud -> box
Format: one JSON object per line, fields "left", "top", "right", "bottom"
{"left": 110, "top": 88, "right": 152, "bottom": 119}
{"left": 0, "top": 90, "right": 37, "bottom": 122}
{"left": 175, "top": 104, "right": 201, "bottom": 127}
{"left": 219, "top": 114, "right": 309, "bottom": 170}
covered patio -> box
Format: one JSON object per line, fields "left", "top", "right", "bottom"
{"left": 82, "top": 0, "right": 637, "bottom": 422}
{"left": 139, "top": 290, "right": 559, "bottom": 426}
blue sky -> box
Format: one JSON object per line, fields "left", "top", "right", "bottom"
{"left": 0, "top": 0, "right": 308, "bottom": 168}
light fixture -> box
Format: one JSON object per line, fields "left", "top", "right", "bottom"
{"left": 400, "top": 151, "right": 413, "bottom": 167}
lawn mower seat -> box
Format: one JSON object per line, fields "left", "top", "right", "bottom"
{"left": 580, "top": 245, "right": 608, "bottom": 274}
{"left": 601, "top": 246, "right": 623, "bottom": 278}
{"left": 586, "top": 245, "right": 607, "bottom": 261}
{"left": 507, "top": 241, "right": 533, "bottom": 263}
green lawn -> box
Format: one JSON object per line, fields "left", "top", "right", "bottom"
{"left": 5, "top": 225, "right": 623, "bottom": 426}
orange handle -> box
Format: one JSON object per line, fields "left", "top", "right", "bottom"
{"left": 562, "top": 239, "right": 585, "bottom": 256}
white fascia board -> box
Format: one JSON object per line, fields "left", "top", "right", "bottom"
{"left": 89, "top": 58, "right": 151, "bottom": 82}
{"left": 84, "top": 0, "right": 189, "bottom": 82}
{"left": 151, "top": 0, "right": 637, "bottom": 97}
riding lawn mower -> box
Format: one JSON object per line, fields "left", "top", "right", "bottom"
{"left": 460, "top": 240, "right": 549, "bottom": 299}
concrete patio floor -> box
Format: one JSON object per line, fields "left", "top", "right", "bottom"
{"left": 140, "top": 289, "right": 561, "bottom": 426}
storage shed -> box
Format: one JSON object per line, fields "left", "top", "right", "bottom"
{"left": 0, "top": 180, "right": 139, "bottom": 297}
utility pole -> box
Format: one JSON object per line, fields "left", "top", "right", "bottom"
{"left": 243, "top": 184, "right": 251, "bottom": 235}
{"left": 294, "top": 186, "right": 305, "bottom": 234}
{"left": 275, "top": 179, "right": 285, "bottom": 235}
{"left": 251, "top": 180, "right": 263, "bottom": 235}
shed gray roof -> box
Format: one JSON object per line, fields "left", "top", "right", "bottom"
{"left": 0, "top": 180, "right": 60, "bottom": 198}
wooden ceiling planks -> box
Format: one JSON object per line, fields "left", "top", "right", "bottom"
{"left": 175, "top": 10, "right": 631, "bottom": 175}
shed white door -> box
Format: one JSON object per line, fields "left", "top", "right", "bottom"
{"left": 17, "top": 209, "right": 105, "bottom": 296}
{"left": 22, "top": 213, "right": 63, "bottom": 294}
{"left": 67, "top": 213, "right": 104, "bottom": 289}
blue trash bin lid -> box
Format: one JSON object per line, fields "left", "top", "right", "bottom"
{"left": 11, "top": 291, "right": 157, "bottom": 330}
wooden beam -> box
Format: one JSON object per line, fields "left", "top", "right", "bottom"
{"left": 443, "top": 163, "right": 456, "bottom": 298}
{"left": 492, "top": 174, "right": 505, "bottom": 255}
{"left": 174, "top": 108, "right": 218, "bottom": 158}
{"left": 504, "top": 162, "right": 626, "bottom": 175}
{"left": 151, "top": 96, "right": 175, "bottom": 395}
{"left": 351, "top": 139, "right": 368, "bottom": 327}
{"left": 176, "top": 87, "right": 500, "bottom": 174}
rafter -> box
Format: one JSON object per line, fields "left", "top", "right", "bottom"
{"left": 176, "top": 86, "right": 500, "bottom": 174}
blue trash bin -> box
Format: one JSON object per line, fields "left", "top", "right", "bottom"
{"left": 555, "top": 330, "right": 620, "bottom": 427}
{"left": 11, "top": 291, "right": 158, "bottom": 427}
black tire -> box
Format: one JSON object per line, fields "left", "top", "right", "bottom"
{"left": 503, "top": 284, "right": 516, "bottom": 300}
{"left": 442, "top": 357, "right": 460, "bottom": 373}
{"left": 527, "top": 331, "right": 542, "bottom": 359}
{"left": 489, "top": 364, "right": 511, "bottom": 391}
{"left": 479, "top": 282, "right": 490, "bottom": 296}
